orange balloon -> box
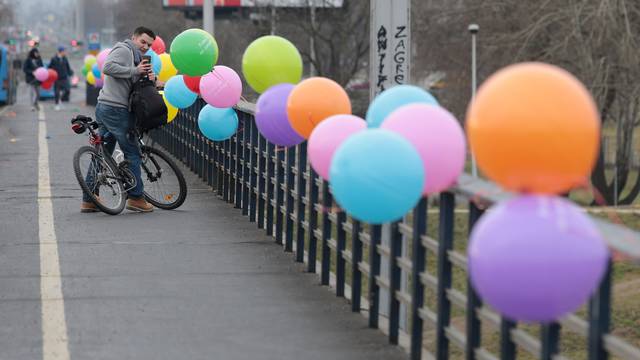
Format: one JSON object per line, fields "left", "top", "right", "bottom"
{"left": 287, "top": 77, "right": 352, "bottom": 138}
{"left": 466, "top": 62, "right": 600, "bottom": 194}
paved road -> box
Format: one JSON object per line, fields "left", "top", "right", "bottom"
{"left": 0, "top": 84, "right": 408, "bottom": 360}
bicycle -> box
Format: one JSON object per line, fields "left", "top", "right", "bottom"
{"left": 71, "top": 115, "right": 187, "bottom": 215}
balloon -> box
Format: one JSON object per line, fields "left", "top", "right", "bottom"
{"left": 34, "top": 67, "right": 49, "bottom": 82}
{"left": 47, "top": 69, "right": 58, "bottom": 83}
{"left": 170, "top": 29, "right": 218, "bottom": 76}
{"left": 184, "top": 75, "right": 201, "bottom": 94}
{"left": 94, "top": 77, "right": 104, "bottom": 88}
{"left": 381, "top": 104, "right": 466, "bottom": 195}
{"left": 329, "top": 129, "right": 424, "bottom": 224}
{"left": 164, "top": 95, "right": 178, "bottom": 123}
{"left": 286, "top": 77, "right": 352, "bottom": 139}
{"left": 198, "top": 105, "right": 238, "bottom": 141}
{"left": 91, "top": 63, "right": 101, "bottom": 78}
{"left": 96, "top": 48, "right": 111, "bottom": 70}
{"left": 242, "top": 35, "right": 303, "bottom": 94}
{"left": 151, "top": 35, "right": 166, "bottom": 54}
{"left": 469, "top": 195, "right": 608, "bottom": 323}
{"left": 81, "top": 67, "right": 89, "bottom": 77}
{"left": 164, "top": 75, "right": 197, "bottom": 109}
{"left": 366, "top": 85, "right": 439, "bottom": 128}
{"left": 41, "top": 79, "right": 54, "bottom": 90}
{"left": 145, "top": 49, "right": 162, "bottom": 75}
{"left": 200, "top": 66, "right": 242, "bottom": 108}
{"left": 466, "top": 62, "right": 600, "bottom": 194}
{"left": 87, "top": 72, "right": 96, "bottom": 85}
{"left": 83, "top": 54, "right": 96, "bottom": 64}
{"left": 158, "top": 53, "right": 178, "bottom": 82}
{"left": 255, "top": 84, "right": 304, "bottom": 147}
{"left": 308, "top": 115, "right": 366, "bottom": 180}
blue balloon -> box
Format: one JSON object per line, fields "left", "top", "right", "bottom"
{"left": 329, "top": 129, "right": 424, "bottom": 224}
{"left": 91, "top": 63, "right": 101, "bottom": 78}
{"left": 164, "top": 75, "right": 197, "bottom": 109}
{"left": 145, "top": 49, "right": 162, "bottom": 75}
{"left": 198, "top": 105, "right": 239, "bottom": 141}
{"left": 366, "top": 85, "right": 439, "bottom": 128}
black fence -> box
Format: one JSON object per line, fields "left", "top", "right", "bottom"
{"left": 150, "top": 98, "right": 640, "bottom": 360}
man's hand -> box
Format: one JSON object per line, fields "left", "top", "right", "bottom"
{"left": 137, "top": 60, "right": 152, "bottom": 75}
{"left": 148, "top": 71, "right": 156, "bottom": 82}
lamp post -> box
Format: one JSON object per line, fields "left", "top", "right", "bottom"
{"left": 469, "top": 23, "right": 479, "bottom": 178}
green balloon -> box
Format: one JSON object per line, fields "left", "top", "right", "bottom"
{"left": 242, "top": 36, "right": 302, "bottom": 94}
{"left": 82, "top": 67, "right": 89, "bottom": 77}
{"left": 85, "top": 57, "right": 97, "bottom": 68}
{"left": 170, "top": 29, "right": 219, "bottom": 76}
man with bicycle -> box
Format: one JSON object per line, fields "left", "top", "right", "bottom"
{"left": 81, "top": 27, "right": 157, "bottom": 213}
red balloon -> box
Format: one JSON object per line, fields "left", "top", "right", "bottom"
{"left": 41, "top": 80, "right": 54, "bottom": 90}
{"left": 47, "top": 68, "right": 58, "bottom": 83}
{"left": 184, "top": 75, "right": 201, "bottom": 94}
{"left": 151, "top": 36, "right": 166, "bottom": 54}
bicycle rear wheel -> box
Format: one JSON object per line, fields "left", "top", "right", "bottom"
{"left": 73, "top": 146, "right": 126, "bottom": 215}
{"left": 140, "top": 145, "right": 187, "bottom": 210}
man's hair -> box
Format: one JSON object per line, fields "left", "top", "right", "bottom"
{"left": 133, "top": 26, "right": 156, "bottom": 40}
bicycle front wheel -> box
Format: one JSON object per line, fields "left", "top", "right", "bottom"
{"left": 73, "top": 146, "right": 126, "bottom": 215}
{"left": 140, "top": 145, "right": 187, "bottom": 210}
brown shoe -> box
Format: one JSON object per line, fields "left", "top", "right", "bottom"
{"left": 80, "top": 201, "right": 99, "bottom": 213}
{"left": 126, "top": 198, "right": 153, "bottom": 212}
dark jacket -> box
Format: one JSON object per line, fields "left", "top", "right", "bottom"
{"left": 23, "top": 48, "right": 43, "bottom": 84}
{"left": 49, "top": 54, "right": 74, "bottom": 80}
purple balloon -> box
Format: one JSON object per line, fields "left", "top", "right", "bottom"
{"left": 255, "top": 84, "right": 304, "bottom": 147}
{"left": 469, "top": 195, "right": 608, "bottom": 323}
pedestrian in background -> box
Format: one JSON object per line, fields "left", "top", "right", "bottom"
{"left": 49, "top": 46, "right": 74, "bottom": 111}
{"left": 22, "top": 47, "right": 43, "bottom": 111}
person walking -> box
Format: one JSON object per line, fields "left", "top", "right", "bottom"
{"left": 22, "top": 48, "right": 43, "bottom": 111}
{"left": 48, "top": 46, "right": 74, "bottom": 111}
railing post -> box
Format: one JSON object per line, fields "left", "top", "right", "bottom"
{"left": 466, "top": 202, "right": 484, "bottom": 360}
{"left": 437, "top": 192, "right": 455, "bottom": 360}
{"left": 265, "top": 142, "right": 276, "bottom": 237}
{"left": 321, "top": 181, "right": 332, "bottom": 285}
{"left": 234, "top": 122, "right": 242, "bottom": 209}
{"left": 389, "top": 220, "right": 403, "bottom": 345}
{"left": 500, "top": 319, "right": 517, "bottom": 360}
{"left": 369, "top": 224, "right": 382, "bottom": 329}
{"left": 257, "top": 134, "right": 267, "bottom": 229}
{"left": 285, "top": 147, "right": 296, "bottom": 252}
{"left": 217, "top": 142, "right": 224, "bottom": 197}
{"left": 242, "top": 115, "right": 251, "bottom": 216}
{"left": 275, "top": 147, "right": 286, "bottom": 244}
{"left": 541, "top": 323, "right": 560, "bottom": 359}
{"left": 223, "top": 139, "right": 230, "bottom": 202}
{"left": 588, "top": 259, "right": 612, "bottom": 360}
{"left": 295, "top": 143, "right": 307, "bottom": 263}
{"left": 336, "top": 211, "right": 347, "bottom": 297}
{"left": 411, "top": 198, "right": 427, "bottom": 360}
{"left": 351, "top": 219, "right": 363, "bottom": 312}
{"left": 307, "top": 170, "right": 319, "bottom": 273}
{"left": 249, "top": 119, "right": 259, "bottom": 222}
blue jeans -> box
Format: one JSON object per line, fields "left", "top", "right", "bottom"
{"left": 83, "top": 102, "right": 144, "bottom": 201}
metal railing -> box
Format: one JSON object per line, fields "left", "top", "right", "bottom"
{"left": 149, "top": 98, "right": 640, "bottom": 360}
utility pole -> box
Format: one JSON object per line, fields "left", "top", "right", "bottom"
{"left": 469, "top": 24, "right": 479, "bottom": 178}
{"left": 75, "top": 0, "right": 85, "bottom": 43}
{"left": 309, "top": 3, "right": 316, "bottom": 76}
{"left": 203, "top": 0, "right": 215, "bottom": 35}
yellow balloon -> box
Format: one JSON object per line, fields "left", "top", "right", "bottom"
{"left": 158, "top": 53, "right": 178, "bottom": 82}
{"left": 163, "top": 94, "right": 178, "bottom": 123}
{"left": 87, "top": 72, "right": 96, "bottom": 85}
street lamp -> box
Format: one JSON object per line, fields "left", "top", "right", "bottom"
{"left": 468, "top": 23, "right": 479, "bottom": 178}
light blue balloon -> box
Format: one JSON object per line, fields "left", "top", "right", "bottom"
{"left": 198, "top": 105, "right": 239, "bottom": 141}
{"left": 366, "top": 85, "right": 439, "bottom": 128}
{"left": 164, "top": 75, "right": 197, "bottom": 109}
{"left": 145, "top": 49, "right": 162, "bottom": 75}
{"left": 329, "top": 129, "right": 424, "bottom": 224}
{"left": 91, "top": 63, "right": 101, "bottom": 78}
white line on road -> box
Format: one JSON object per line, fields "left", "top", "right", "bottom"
{"left": 38, "top": 111, "right": 70, "bottom": 360}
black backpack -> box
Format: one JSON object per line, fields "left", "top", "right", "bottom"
{"left": 130, "top": 77, "right": 167, "bottom": 132}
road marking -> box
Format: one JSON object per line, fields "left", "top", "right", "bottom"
{"left": 38, "top": 111, "right": 70, "bottom": 360}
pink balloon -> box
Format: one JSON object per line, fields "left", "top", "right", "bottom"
{"left": 97, "top": 48, "right": 112, "bottom": 71}
{"left": 200, "top": 65, "right": 242, "bottom": 108}
{"left": 308, "top": 115, "right": 367, "bottom": 180}
{"left": 95, "top": 77, "right": 104, "bottom": 88}
{"left": 34, "top": 67, "right": 49, "bottom": 82}
{"left": 381, "top": 104, "right": 466, "bottom": 194}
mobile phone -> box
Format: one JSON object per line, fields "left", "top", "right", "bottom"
{"left": 141, "top": 55, "right": 152, "bottom": 72}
